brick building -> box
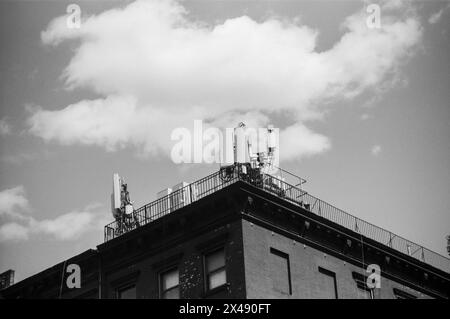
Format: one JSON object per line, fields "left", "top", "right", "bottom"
{"left": 1, "top": 165, "right": 449, "bottom": 299}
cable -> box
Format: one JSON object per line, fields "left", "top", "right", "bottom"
{"left": 357, "top": 225, "right": 374, "bottom": 299}
{"left": 58, "top": 259, "right": 67, "bottom": 299}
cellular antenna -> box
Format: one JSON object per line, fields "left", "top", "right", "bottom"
{"left": 110, "top": 173, "right": 139, "bottom": 236}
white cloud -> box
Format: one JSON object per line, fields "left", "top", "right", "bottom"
{"left": 27, "top": 95, "right": 206, "bottom": 156}
{"left": 280, "top": 124, "right": 331, "bottom": 161}
{"left": 0, "top": 223, "right": 30, "bottom": 242}
{"left": 0, "top": 186, "right": 30, "bottom": 220}
{"left": 428, "top": 11, "right": 443, "bottom": 24}
{"left": 31, "top": 205, "right": 108, "bottom": 241}
{"left": 29, "top": 0, "right": 422, "bottom": 162}
{"left": 428, "top": 4, "right": 449, "bottom": 24}
{"left": 360, "top": 113, "right": 372, "bottom": 121}
{"left": 0, "top": 118, "right": 11, "bottom": 135}
{"left": 33, "top": 212, "right": 94, "bottom": 240}
{"left": 0, "top": 186, "right": 107, "bottom": 242}
{"left": 371, "top": 145, "right": 382, "bottom": 156}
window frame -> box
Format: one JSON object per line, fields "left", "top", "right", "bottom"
{"left": 352, "top": 271, "right": 373, "bottom": 299}
{"left": 203, "top": 247, "right": 227, "bottom": 292}
{"left": 159, "top": 267, "right": 180, "bottom": 299}
{"left": 318, "top": 267, "right": 338, "bottom": 299}
{"left": 116, "top": 283, "right": 136, "bottom": 299}
{"left": 356, "top": 282, "right": 373, "bottom": 299}
{"left": 393, "top": 288, "right": 417, "bottom": 299}
{"left": 269, "top": 247, "right": 292, "bottom": 295}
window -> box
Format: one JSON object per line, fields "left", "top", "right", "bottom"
{"left": 356, "top": 284, "right": 372, "bottom": 299}
{"left": 352, "top": 272, "right": 373, "bottom": 299}
{"left": 78, "top": 289, "right": 99, "bottom": 299}
{"left": 317, "top": 267, "right": 338, "bottom": 299}
{"left": 160, "top": 268, "right": 180, "bottom": 299}
{"left": 269, "top": 248, "right": 292, "bottom": 295}
{"left": 205, "top": 248, "right": 226, "bottom": 291}
{"left": 117, "top": 284, "right": 136, "bottom": 299}
{"left": 393, "top": 288, "right": 417, "bottom": 299}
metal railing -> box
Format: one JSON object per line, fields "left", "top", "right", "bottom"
{"left": 104, "top": 165, "right": 450, "bottom": 274}
{"left": 104, "top": 168, "right": 240, "bottom": 242}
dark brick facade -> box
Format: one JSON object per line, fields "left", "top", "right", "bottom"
{"left": 1, "top": 181, "right": 449, "bottom": 299}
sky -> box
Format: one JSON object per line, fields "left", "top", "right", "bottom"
{"left": 0, "top": 0, "right": 449, "bottom": 283}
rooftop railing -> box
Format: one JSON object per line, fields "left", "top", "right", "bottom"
{"left": 104, "top": 165, "right": 450, "bottom": 274}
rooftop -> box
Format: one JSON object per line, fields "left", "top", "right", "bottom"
{"left": 104, "top": 164, "right": 450, "bottom": 274}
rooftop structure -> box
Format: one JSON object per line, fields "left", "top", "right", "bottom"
{"left": 104, "top": 163, "right": 450, "bottom": 274}
{"left": 2, "top": 123, "right": 449, "bottom": 299}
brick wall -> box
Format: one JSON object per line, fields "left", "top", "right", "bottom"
{"left": 242, "top": 220, "right": 432, "bottom": 299}
{"left": 102, "top": 219, "right": 246, "bottom": 299}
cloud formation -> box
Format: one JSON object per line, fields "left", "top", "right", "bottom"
{"left": 279, "top": 124, "right": 330, "bottom": 161}
{"left": 0, "top": 187, "right": 107, "bottom": 242}
{"left": 29, "top": 0, "right": 423, "bottom": 162}
{"left": 0, "top": 223, "right": 30, "bottom": 242}
{"left": 371, "top": 144, "right": 382, "bottom": 156}
{"left": 0, "top": 186, "right": 30, "bottom": 220}
{"left": 428, "top": 3, "right": 449, "bottom": 24}
{"left": 0, "top": 118, "right": 11, "bottom": 136}
{"left": 31, "top": 206, "right": 106, "bottom": 241}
